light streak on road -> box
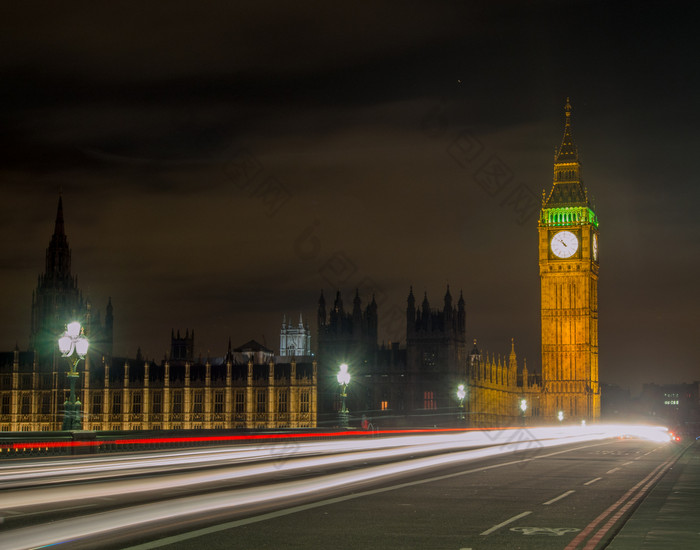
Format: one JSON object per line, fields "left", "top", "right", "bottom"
{"left": 0, "top": 424, "right": 670, "bottom": 550}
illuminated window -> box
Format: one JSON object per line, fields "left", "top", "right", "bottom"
{"left": 256, "top": 390, "right": 266, "bottom": 413}
{"left": 172, "top": 392, "right": 182, "bottom": 414}
{"left": 381, "top": 400, "right": 389, "bottom": 411}
{"left": 132, "top": 392, "right": 142, "bottom": 414}
{"left": 277, "top": 390, "right": 288, "bottom": 413}
{"left": 193, "top": 391, "right": 203, "bottom": 413}
{"left": 112, "top": 393, "right": 122, "bottom": 414}
{"left": 235, "top": 391, "right": 245, "bottom": 413}
{"left": 214, "top": 391, "right": 224, "bottom": 414}
{"left": 92, "top": 394, "right": 103, "bottom": 415}
{"left": 152, "top": 392, "right": 162, "bottom": 414}
{"left": 423, "top": 391, "right": 436, "bottom": 410}
{"left": 21, "top": 394, "right": 30, "bottom": 415}
{"left": 300, "top": 390, "right": 310, "bottom": 413}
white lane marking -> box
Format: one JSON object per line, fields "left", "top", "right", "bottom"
{"left": 584, "top": 477, "right": 602, "bottom": 486}
{"left": 511, "top": 526, "right": 580, "bottom": 536}
{"left": 480, "top": 511, "right": 532, "bottom": 536}
{"left": 543, "top": 490, "right": 575, "bottom": 505}
{"left": 622, "top": 461, "right": 633, "bottom": 466}
{"left": 606, "top": 467, "right": 620, "bottom": 474}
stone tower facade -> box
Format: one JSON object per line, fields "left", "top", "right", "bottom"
{"left": 316, "top": 290, "right": 378, "bottom": 417}
{"left": 539, "top": 99, "right": 600, "bottom": 421}
{"left": 29, "top": 196, "right": 113, "bottom": 362}
{"left": 280, "top": 314, "right": 311, "bottom": 357}
{"left": 406, "top": 286, "right": 467, "bottom": 418}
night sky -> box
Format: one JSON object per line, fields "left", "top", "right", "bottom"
{"left": 2, "top": 1, "right": 698, "bottom": 393}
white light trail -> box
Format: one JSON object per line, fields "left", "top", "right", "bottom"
{"left": 0, "top": 424, "right": 670, "bottom": 550}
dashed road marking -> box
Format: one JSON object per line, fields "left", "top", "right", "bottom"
{"left": 606, "top": 467, "right": 620, "bottom": 474}
{"left": 543, "top": 490, "right": 575, "bottom": 505}
{"left": 511, "top": 526, "right": 581, "bottom": 536}
{"left": 584, "top": 477, "right": 602, "bottom": 486}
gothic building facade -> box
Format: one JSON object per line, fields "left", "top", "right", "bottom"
{"left": 0, "top": 336, "right": 317, "bottom": 432}
{"left": 538, "top": 99, "right": 601, "bottom": 421}
{"left": 466, "top": 339, "right": 542, "bottom": 427}
{"left": 406, "top": 286, "right": 466, "bottom": 419}
{"left": 29, "top": 195, "right": 113, "bottom": 362}
{"left": 280, "top": 314, "right": 312, "bottom": 357}
{"left": 2, "top": 101, "right": 601, "bottom": 432}
{"left": 316, "top": 288, "right": 536, "bottom": 427}
{"left": 316, "top": 290, "right": 378, "bottom": 417}
{"left": 0, "top": 197, "right": 317, "bottom": 432}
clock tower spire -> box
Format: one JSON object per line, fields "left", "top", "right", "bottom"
{"left": 538, "top": 99, "right": 600, "bottom": 422}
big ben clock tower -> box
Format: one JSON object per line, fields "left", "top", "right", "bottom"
{"left": 539, "top": 99, "right": 600, "bottom": 422}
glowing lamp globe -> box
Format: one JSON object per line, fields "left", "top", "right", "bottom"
{"left": 66, "top": 321, "right": 81, "bottom": 338}
{"left": 337, "top": 363, "right": 350, "bottom": 385}
{"left": 58, "top": 335, "right": 73, "bottom": 356}
{"left": 75, "top": 336, "right": 89, "bottom": 358}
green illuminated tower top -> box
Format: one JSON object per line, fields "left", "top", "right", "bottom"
{"left": 541, "top": 98, "right": 598, "bottom": 227}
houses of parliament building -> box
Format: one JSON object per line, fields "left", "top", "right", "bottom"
{"left": 0, "top": 197, "right": 318, "bottom": 432}
{"left": 0, "top": 101, "right": 599, "bottom": 432}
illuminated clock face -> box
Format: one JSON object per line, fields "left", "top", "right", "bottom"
{"left": 551, "top": 230, "right": 578, "bottom": 258}
{"left": 592, "top": 233, "right": 598, "bottom": 261}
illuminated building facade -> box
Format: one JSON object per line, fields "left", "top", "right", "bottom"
{"left": 466, "top": 339, "right": 541, "bottom": 427}
{"left": 0, "top": 339, "right": 317, "bottom": 432}
{"left": 280, "top": 314, "right": 312, "bottom": 357}
{"left": 0, "top": 199, "right": 317, "bottom": 432}
{"left": 539, "top": 99, "right": 600, "bottom": 421}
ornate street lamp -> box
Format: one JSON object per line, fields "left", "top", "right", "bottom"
{"left": 456, "top": 384, "right": 466, "bottom": 421}
{"left": 557, "top": 410, "right": 564, "bottom": 423}
{"left": 58, "top": 321, "right": 89, "bottom": 430}
{"left": 337, "top": 363, "right": 350, "bottom": 428}
{"left": 519, "top": 398, "right": 528, "bottom": 426}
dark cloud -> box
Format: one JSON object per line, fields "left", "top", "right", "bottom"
{"left": 1, "top": 1, "right": 698, "bottom": 392}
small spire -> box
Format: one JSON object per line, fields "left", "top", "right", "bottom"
{"left": 555, "top": 97, "right": 578, "bottom": 162}
{"left": 54, "top": 193, "right": 65, "bottom": 237}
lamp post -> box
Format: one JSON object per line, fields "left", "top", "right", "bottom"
{"left": 58, "top": 321, "right": 89, "bottom": 431}
{"left": 337, "top": 363, "right": 350, "bottom": 428}
{"left": 456, "top": 384, "right": 466, "bottom": 422}
{"left": 519, "top": 398, "right": 528, "bottom": 426}
{"left": 557, "top": 410, "right": 564, "bottom": 423}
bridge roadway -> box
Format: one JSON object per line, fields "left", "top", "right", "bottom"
{"left": 0, "top": 426, "right": 696, "bottom": 549}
